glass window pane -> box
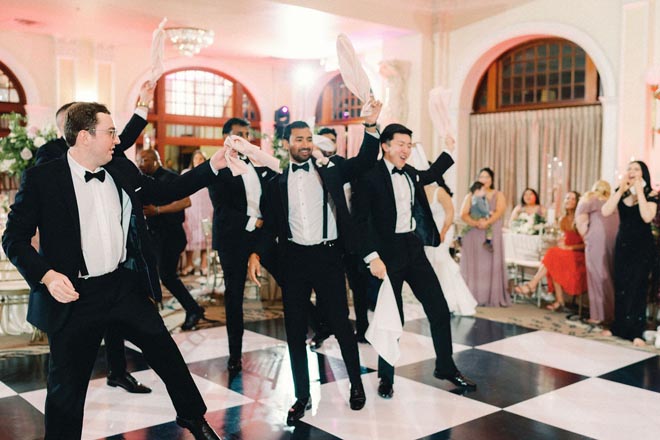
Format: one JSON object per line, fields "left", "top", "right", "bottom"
{"left": 562, "top": 56, "right": 572, "bottom": 69}
{"left": 513, "top": 77, "right": 522, "bottom": 88}
{"left": 574, "top": 70, "right": 585, "bottom": 83}
{"left": 549, "top": 44, "right": 559, "bottom": 56}
{"left": 561, "top": 71, "right": 572, "bottom": 84}
{"left": 574, "top": 85, "right": 585, "bottom": 98}
{"left": 537, "top": 45, "right": 547, "bottom": 57}
{"left": 549, "top": 73, "right": 559, "bottom": 86}
{"left": 561, "top": 87, "right": 572, "bottom": 100}
{"left": 537, "top": 74, "right": 546, "bottom": 86}
{"left": 514, "top": 63, "right": 523, "bottom": 74}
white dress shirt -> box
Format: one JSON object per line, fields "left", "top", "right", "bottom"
{"left": 241, "top": 161, "right": 262, "bottom": 232}
{"left": 287, "top": 159, "right": 338, "bottom": 245}
{"left": 384, "top": 159, "right": 416, "bottom": 233}
{"left": 68, "top": 153, "right": 129, "bottom": 277}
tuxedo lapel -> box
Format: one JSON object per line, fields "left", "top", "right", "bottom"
{"left": 378, "top": 161, "right": 396, "bottom": 211}
{"left": 56, "top": 159, "right": 82, "bottom": 242}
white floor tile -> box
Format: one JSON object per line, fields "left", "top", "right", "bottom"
{"left": 170, "top": 327, "right": 285, "bottom": 364}
{"left": 19, "top": 370, "right": 252, "bottom": 440}
{"left": 0, "top": 381, "right": 17, "bottom": 398}
{"left": 303, "top": 372, "right": 499, "bottom": 440}
{"left": 477, "top": 330, "right": 655, "bottom": 376}
{"left": 506, "top": 377, "right": 660, "bottom": 440}
{"left": 316, "top": 332, "right": 471, "bottom": 370}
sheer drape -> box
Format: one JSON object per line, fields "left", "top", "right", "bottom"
{"left": 469, "top": 105, "right": 602, "bottom": 211}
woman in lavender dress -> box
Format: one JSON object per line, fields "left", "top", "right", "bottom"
{"left": 575, "top": 180, "right": 619, "bottom": 324}
{"left": 459, "top": 167, "right": 510, "bottom": 306}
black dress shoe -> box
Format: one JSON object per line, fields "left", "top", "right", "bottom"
{"left": 377, "top": 378, "right": 393, "bottom": 399}
{"left": 434, "top": 370, "right": 477, "bottom": 390}
{"left": 181, "top": 307, "right": 205, "bottom": 331}
{"left": 309, "top": 332, "right": 329, "bottom": 350}
{"left": 175, "top": 416, "right": 222, "bottom": 440}
{"left": 286, "top": 397, "right": 311, "bottom": 426}
{"left": 355, "top": 332, "right": 369, "bottom": 344}
{"left": 349, "top": 382, "right": 366, "bottom": 410}
{"left": 107, "top": 372, "right": 152, "bottom": 393}
{"left": 227, "top": 356, "right": 242, "bottom": 373}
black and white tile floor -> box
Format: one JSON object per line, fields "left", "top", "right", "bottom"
{"left": 1, "top": 302, "right": 659, "bottom": 440}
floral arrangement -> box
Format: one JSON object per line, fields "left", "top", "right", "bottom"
{"left": 0, "top": 112, "right": 57, "bottom": 176}
{"left": 510, "top": 211, "right": 546, "bottom": 235}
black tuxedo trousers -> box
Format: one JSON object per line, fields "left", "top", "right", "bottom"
{"left": 282, "top": 242, "right": 361, "bottom": 399}
{"left": 44, "top": 268, "right": 205, "bottom": 439}
{"left": 377, "top": 233, "right": 458, "bottom": 383}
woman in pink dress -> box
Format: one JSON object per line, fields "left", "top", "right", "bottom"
{"left": 182, "top": 150, "right": 214, "bottom": 275}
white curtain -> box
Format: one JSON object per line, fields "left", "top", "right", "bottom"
{"left": 468, "top": 105, "right": 602, "bottom": 212}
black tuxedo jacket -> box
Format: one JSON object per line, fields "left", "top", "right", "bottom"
{"left": 207, "top": 164, "right": 277, "bottom": 252}
{"left": 34, "top": 113, "right": 147, "bottom": 166}
{"left": 256, "top": 133, "right": 379, "bottom": 267}
{"left": 353, "top": 153, "right": 454, "bottom": 264}
{"left": 1, "top": 155, "right": 217, "bottom": 333}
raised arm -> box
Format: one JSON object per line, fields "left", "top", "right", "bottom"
{"left": 340, "top": 100, "right": 382, "bottom": 181}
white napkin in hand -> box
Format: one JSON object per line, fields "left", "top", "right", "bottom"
{"left": 224, "top": 135, "right": 281, "bottom": 176}
{"left": 337, "top": 34, "right": 374, "bottom": 117}
{"left": 365, "top": 275, "right": 403, "bottom": 365}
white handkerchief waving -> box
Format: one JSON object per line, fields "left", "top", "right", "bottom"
{"left": 365, "top": 275, "right": 403, "bottom": 365}
{"left": 337, "top": 34, "right": 374, "bottom": 117}
{"left": 150, "top": 18, "right": 168, "bottom": 86}
{"left": 224, "top": 135, "right": 281, "bottom": 176}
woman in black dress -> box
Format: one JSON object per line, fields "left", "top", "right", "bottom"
{"left": 601, "top": 160, "right": 658, "bottom": 346}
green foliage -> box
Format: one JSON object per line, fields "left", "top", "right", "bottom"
{"left": 0, "top": 112, "right": 57, "bottom": 176}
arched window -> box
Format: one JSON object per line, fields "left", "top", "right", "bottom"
{"left": 0, "top": 61, "right": 27, "bottom": 138}
{"left": 315, "top": 74, "right": 363, "bottom": 125}
{"left": 143, "top": 68, "right": 260, "bottom": 170}
{"left": 473, "top": 38, "right": 599, "bottom": 112}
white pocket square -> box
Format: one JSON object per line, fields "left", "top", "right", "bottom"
{"left": 327, "top": 161, "right": 335, "bottom": 168}
{"left": 261, "top": 171, "right": 268, "bottom": 177}
{"left": 135, "top": 187, "right": 142, "bottom": 192}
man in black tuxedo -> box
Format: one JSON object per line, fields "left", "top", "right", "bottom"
{"left": 34, "top": 82, "right": 155, "bottom": 395}
{"left": 354, "top": 123, "right": 476, "bottom": 399}
{"left": 207, "top": 117, "right": 278, "bottom": 373}
{"left": 247, "top": 101, "right": 382, "bottom": 425}
{"left": 137, "top": 149, "right": 211, "bottom": 331}
{"left": 2, "top": 102, "right": 224, "bottom": 439}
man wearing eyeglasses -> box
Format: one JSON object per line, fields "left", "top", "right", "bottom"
{"left": 33, "top": 81, "right": 156, "bottom": 396}
{"left": 3, "top": 102, "right": 227, "bottom": 439}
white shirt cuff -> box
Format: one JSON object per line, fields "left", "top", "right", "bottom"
{"left": 208, "top": 161, "right": 219, "bottom": 175}
{"left": 134, "top": 107, "right": 148, "bottom": 120}
{"left": 245, "top": 216, "right": 258, "bottom": 232}
{"left": 364, "top": 252, "right": 379, "bottom": 264}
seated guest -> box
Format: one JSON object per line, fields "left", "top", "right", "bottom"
{"left": 575, "top": 180, "right": 618, "bottom": 324}
{"left": 514, "top": 191, "right": 587, "bottom": 311}
{"left": 509, "top": 187, "right": 545, "bottom": 228}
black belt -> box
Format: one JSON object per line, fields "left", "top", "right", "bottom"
{"left": 287, "top": 239, "right": 338, "bottom": 249}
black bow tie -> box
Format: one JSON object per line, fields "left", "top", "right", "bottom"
{"left": 85, "top": 170, "right": 106, "bottom": 183}
{"left": 239, "top": 155, "right": 250, "bottom": 164}
{"left": 292, "top": 162, "right": 310, "bottom": 172}
{"left": 391, "top": 167, "right": 406, "bottom": 175}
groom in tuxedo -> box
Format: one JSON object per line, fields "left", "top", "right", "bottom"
{"left": 2, "top": 102, "right": 224, "bottom": 440}
{"left": 247, "top": 101, "right": 382, "bottom": 425}
{"left": 353, "top": 123, "right": 476, "bottom": 398}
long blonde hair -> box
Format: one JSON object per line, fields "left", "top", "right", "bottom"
{"left": 583, "top": 180, "right": 611, "bottom": 201}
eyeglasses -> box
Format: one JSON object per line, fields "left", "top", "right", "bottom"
{"left": 89, "top": 128, "right": 118, "bottom": 138}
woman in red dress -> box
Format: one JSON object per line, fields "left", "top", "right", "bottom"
{"left": 513, "top": 191, "right": 587, "bottom": 311}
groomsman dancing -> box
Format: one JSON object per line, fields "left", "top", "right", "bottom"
{"left": 353, "top": 123, "right": 476, "bottom": 398}
{"left": 248, "top": 101, "right": 382, "bottom": 425}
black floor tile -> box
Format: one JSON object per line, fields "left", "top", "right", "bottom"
{"left": 599, "top": 355, "right": 660, "bottom": 393}
{"left": 395, "top": 348, "right": 586, "bottom": 408}
{"left": 420, "top": 410, "right": 594, "bottom": 440}
{"left": 244, "top": 318, "right": 288, "bottom": 342}
{"left": 0, "top": 396, "right": 45, "bottom": 440}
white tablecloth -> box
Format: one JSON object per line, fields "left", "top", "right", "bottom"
{"left": 503, "top": 231, "right": 543, "bottom": 264}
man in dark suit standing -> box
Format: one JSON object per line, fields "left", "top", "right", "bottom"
{"left": 207, "top": 117, "right": 278, "bottom": 373}
{"left": 247, "top": 101, "right": 382, "bottom": 425}
{"left": 137, "top": 149, "right": 211, "bottom": 331}
{"left": 354, "top": 123, "right": 476, "bottom": 399}
{"left": 34, "top": 82, "right": 155, "bottom": 395}
{"left": 3, "top": 102, "right": 224, "bottom": 439}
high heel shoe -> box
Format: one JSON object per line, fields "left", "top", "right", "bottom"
{"left": 181, "top": 266, "right": 195, "bottom": 276}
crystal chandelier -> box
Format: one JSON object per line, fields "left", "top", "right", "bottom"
{"left": 166, "top": 27, "right": 214, "bottom": 57}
